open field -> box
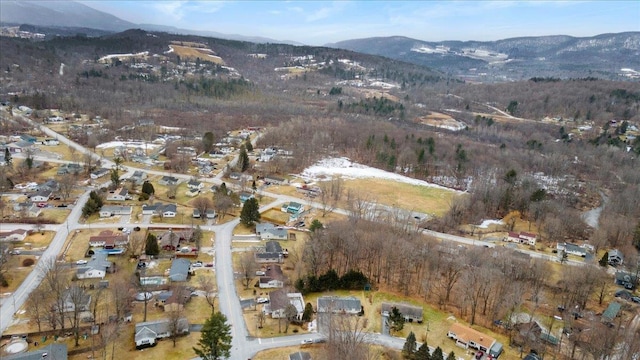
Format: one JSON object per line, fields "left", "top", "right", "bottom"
{"left": 170, "top": 44, "right": 225, "bottom": 65}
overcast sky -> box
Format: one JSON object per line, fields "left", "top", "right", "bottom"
{"left": 81, "top": 0, "right": 640, "bottom": 45}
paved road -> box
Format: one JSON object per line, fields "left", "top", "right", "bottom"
{"left": 1, "top": 117, "right": 585, "bottom": 358}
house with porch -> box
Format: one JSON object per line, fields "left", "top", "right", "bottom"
{"left": 99, "top": 205, "right": 132, "bottom": 218}
{"left": 447, "top": 322, "right": 497, "bottom": 354}
{"left": 134, "top": 318, "right": 189, "bottom": 349}
{"left": 256, "top": 223, "right": 288, "bottom": 241}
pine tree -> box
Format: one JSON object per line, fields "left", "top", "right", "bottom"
{"left": 145, "top": 233, "right": 159, "bottom": 255}
{"left": 431, "top": 346, "right": 444, "bottom": 360}
{"left": 238, "top": 145, "right": 249, "bottom": 172}
{"left": 302, "top": 302, "right": 313, "bottom": 322}
{"left": 4, "top": 148, "right": 11, "bottom": 165}
{"left": 402, "top": 331, "right": 417, "bottom": 359}
{"left": 599, "top": 251, "right": 609, "bottom": 267}
{"left": 446, "top": 351, "right": 456, "bottom": 360}
{"left": 202, "top": 132, "right": 215, "bottom": 153}
{"left": 389, "top": 306, "right": 405, "bottom": 334}
{"left": 415, "top": 342, "right": 431, "bottom": 360}
{"left": 141, "top": 181, "right": 155, "bottom": 195}
{"left": 193, "top": 311, "right": 232, "bottom": 360}
{"left": 239, "top": 198, "right": 260, "bottom": 226}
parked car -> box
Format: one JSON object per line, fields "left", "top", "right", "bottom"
{"left": 76, "top": 260, "right": 88, "bottom": 265}
{"left": 615, "top": 290, "right": 633, "bottom": 300}
{"left": 475, "top": 351, "right": 484, "bottom": 359}
{"left": 192, "top": 261, "right": 203, "bottom": 268}
{"left": 135, "top": 292, "right": 153, "bottom": 301}
{"left": 205, "top": 262, "right": 214, "bottom": 268}
{"left": 631, "top": 297, "right": 640, "bottom": 304}
{"left": 301, "top": 339, "right": 313, "bottom": 345}
{"left": 256, "top": 298, "right": 269, "bottom": 304}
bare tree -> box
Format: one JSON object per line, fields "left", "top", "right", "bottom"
{"left": 167, "top": 285, "right": 189, "bottom": 347}
{"left": 66, "top": 285, "right": 89, "bottom": 347}
{"left": 57, "top": 173, "right": 77, "bottom": 201}
{"left": 42, "top": 257, "right": 70, "bottom": 330}
{"left": 197, "top": 274, "right": 217, "bottom": 312}
{"left": 193, "top": 197, "right": 214, "bottom": 218}
{"left": 325, "top": 314, "right": 377, "bottom": 360}
{"left": 110, "top": 276, "right": 132, "bottom": 322}
{"left": 239, "top": 251, "right": 258, "bottom": 289}
{"left": 213, "top": 193, "right": 234, "bottom": 219}
{"left": 26, "top": 286, "right": 49, "bottom": 332}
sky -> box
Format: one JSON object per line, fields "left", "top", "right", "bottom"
{"left": 81, "top": 1, "right": 640, "bottom": 45}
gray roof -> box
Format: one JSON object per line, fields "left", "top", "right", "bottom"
{"left": 169, "top": 259, "right": 191, "bottom": 281}
{"left": 135, "top": 318, "right": 189, "bottom": 343}
{"left": 31, "top": 189, "right": 51, "bottom": 199}
{"left": 289, "top": 351, "right": 312, "bottom": 360}
{"left": 381, "top": 302, "right": 423, "bottom": 320}
{"left": 3, "top": 344, "right": 67, "bottom": 360}
{"left": 101, "top": 205, "right": 132, "bottom": 214}
{"left": 163, "top": 203, "right": 177, "bottom": 213}
{"left": 256, "top": 223, "right": 287, "bottom": 238}
{"left": 602, "top": 302, "right": 621, "bottom": 321}
{"left": 317, "top": 296, "right": 361, "bottom": 313}
{"left": 265, "top": 240, "right": 282, "bottom": 253}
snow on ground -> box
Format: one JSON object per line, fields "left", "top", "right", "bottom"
{"left": 96, "top": 141, "right": 161, "bottom": 150}
{"left": 159, "top": 125, "right": 184, "bottom": 131}
{"left": 477, "top": 219, "right": 504, "bottom": 228}
{"left": 300, "top": 157, "right": 462, "bottom": 193}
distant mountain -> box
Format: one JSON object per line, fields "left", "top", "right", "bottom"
{"left": 328, "top": 33, "right": 640, "bottom": 81}
{"left": 0, "top": 0, "right": 299, "bottom": 45}
{"left": 0, "top": 0, "right": 135, "bottom": 32}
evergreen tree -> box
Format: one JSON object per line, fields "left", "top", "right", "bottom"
{"left": 599, "top": 251, "right": 609, "bottom": 267}
{"left": 141, "top": 181, "right": 155, "bottom": 195}
{"left": 446, "top": 351, "right": 456, "bottom": 360}
{"left": 309, "top": 219, "right": 323, "bottom": 232}
{"left": 402, "top": 331, "right": 417, "bottom": 359}
{"left": 239, "top": 198, "right": 260, "bottom": 226}
{"left": 193, "top": 311, "right": 232, "bottom": 360}
{"left": 4, "top": 148, "right": 11, "bottom": 165}
{"left": 415, "top": 342, "right": 431, "bottom": 360}
{"left": 202, "top": 132, "right": 215, "bottom": 153}
{"left": 431, "top": 346, "right": 444, "bottom": 360}
{"left": 633, "top": 221, "right": 640, "bottom": 251}
{"left": 145, "top": 233, "right": 159, "bottom": 256}
{"left": 110, "top": 168, "right": 121, "bottom": 188}
{"left": 244, "top": 139, "right": 253, "bottom": 152}
{"left": 389, "top": 306, "right": 405, "bottom": 334}
{"left": 238, "top": 145, "right": 249, "bottom": 172}
{"left": 302, "top": 302, "right": 313, "bottom": 322}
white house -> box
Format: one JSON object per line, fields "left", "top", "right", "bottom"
{"left": 259, "top": 277, "right": 284, "bottom": 289}
{"left": 187, "top": 180, "right": 204, "bottom": 191}
{"left": 106, "top": 187, "right": 129, "bottom": 201}
{"left": 30, "top": 190, "right": 51, "bottom": 203}
{"left": 43, "top": 138, "right": 60, "bottom": 146}
{"left": 256, "top": 223, "right": 288, "bottom": 241}
{"left": 0, "top": 229, "right": 29, "bottom": 242}
{"left": 99, "top": 205, "right": 133, "bottom": 218}
{"left": 135, "top": 318, "right": 189, "bottom": 349}
{"left": 90, "top": 168, "right": 110, "bottom": 179}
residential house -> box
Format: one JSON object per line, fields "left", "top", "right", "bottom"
{"left": 137, "top": 119, "right": 155, "bottom": 127}
{"left": 256, "top": 223, "right": 288, "bottom": 241}
{"left": 46, "top": 116, "right": 65, "bottom": 124}
{"left": 106, "top": 187, "right": 130, "bottom": 201}
{"left": 239, "top": 192, "right": 254, "bottom": 203}
{"left": 176, "top": 147, "right": 197, "bottom": 157}
{"left": 556, "top": 242, "right": 587, "bottom": 257}
{"left": 43, "top": 138, "right": 60, "bottom": 145}
{"left": 30, "top": 190, "right": 51, "bottom": 203}
{"left": 158, "top": 176, "right": 180, "bottom": 186}
{"left": 142, "top": 203, "right": 177, "bottom": 217}
{"left": 3, "top": 344, "right": 68, "bottom": 360}
{"left": 447, "top": 323, "right": 496, "bottom": 353}
{"left": 514, "top": 320, "right": 558, "bottom": 346}
{"left": 57, "top": 163, "right": 83, "bottom": 175}
{"left": 158, "top": 229, "right": 193, "bottom": 251}
{"left": 602, "top": 302, "right": 621, "bottom": 323}
{"left": 187, "top": 180, "right": 203, "bottom": 191}
{"left": 260, "top": 148, "right": 277, "bottom": 162}
{"left": 615, "top": 271, "right": 638, "bottom": 290}
{"left": 168, "top": 258, "right": 192, "bottom": 282}
{"left": 282, "top": 202, "right": 304, "bottom": 215}
{"left": 134, "top": 318, "right": 189, "bottom": 349}
{"left": 608, "top": 249, "right": 624, "bottom": 266}
{"left": 317, "top": 296, "right": 362, "bottom": 315}
{"left": 99, "top": 205, "right": 132, "bottom": 218}
{"left": 76, "top": 252, "right": 113, "bottom": 280}
{"left": 255, "top": 240, "right": 284, "bottom": 263}
{"left": 265, "top": 289, "right": 305, "bottom": 319}
{"left": 259, "top": 264, "right": 285, "bottom": 289}
{"left": 0, "top": 229, "right": 28, "bottom": 242}
{"left": 59, "top": 286, "right": 92, "bottom": 313}
{"left": 505, "top": 231, "right": 537, "bottom": 246}
{"left": 264, "top": 175, "right": 286, "bottom": 185}
{"left": 90, "top": 168, "right": 110, "bottom": 179}
{"left": 381, "top": 303, "right": 423, "bottom": 323}
{"left": 37, "top": 179, "right": 59, "bottom": 192}
{"left": 88, "top": 230, "right": 129, "bottom": 248}
{"left": 289, "top": 352, "right": 311, "bottom": 360}
{"left": 13, "top": 202, "right": 41, "bottom": 217}
{"left": 6, "top": 140, "right": 33, "bottom": 153}
{"left": 129, "top": 170, "right": 147, "bottom": 184}
{"left": 19, "top": 134, "right": 37, "bottom": 143}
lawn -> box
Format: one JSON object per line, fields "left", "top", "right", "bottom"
{"left": 0, "top": 255, "right": 37, "bottom": 293}
{"left": 19, "top": 230, "right": 54, "bottom": 249}
{"left": 41, "top": 208, "right": 71, "bottom": 223}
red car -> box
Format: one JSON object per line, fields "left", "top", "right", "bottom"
{"left": 475, "top": 351, "right": 484, "bottom": 359}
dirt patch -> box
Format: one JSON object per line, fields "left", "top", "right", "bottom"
{"left": 170, "top": 44, "right": 225, "bottom": 64}
{"left": 415, "top": 111, "right": 466, "bottom": 131}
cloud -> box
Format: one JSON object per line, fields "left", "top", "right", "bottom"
{"left": 306, "top": 1, "right": 348, "bottom": 22}
{"left": 153, "top": 1, "right": 186, "bottom": 21}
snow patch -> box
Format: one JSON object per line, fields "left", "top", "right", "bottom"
{"left": 477, "top": 219, "right": 504, "bottom": 228}
{"left": 96, "top": 141, "right": 160, "bottom": 150}
{"left": 301, "top": 157, "right": 461, "bottom": 193}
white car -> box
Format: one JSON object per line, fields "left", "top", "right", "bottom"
{"left": 76, "top": 260, "right": 88, "bottom": 265}
{"left": 301, "top": 339, "right": 314, "bottom": 345}
{"left": 135, "top": 292, "right": 153, "bottom": 301}
{"left": 256, "top": 297, "right": 269, "bottom": 304}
